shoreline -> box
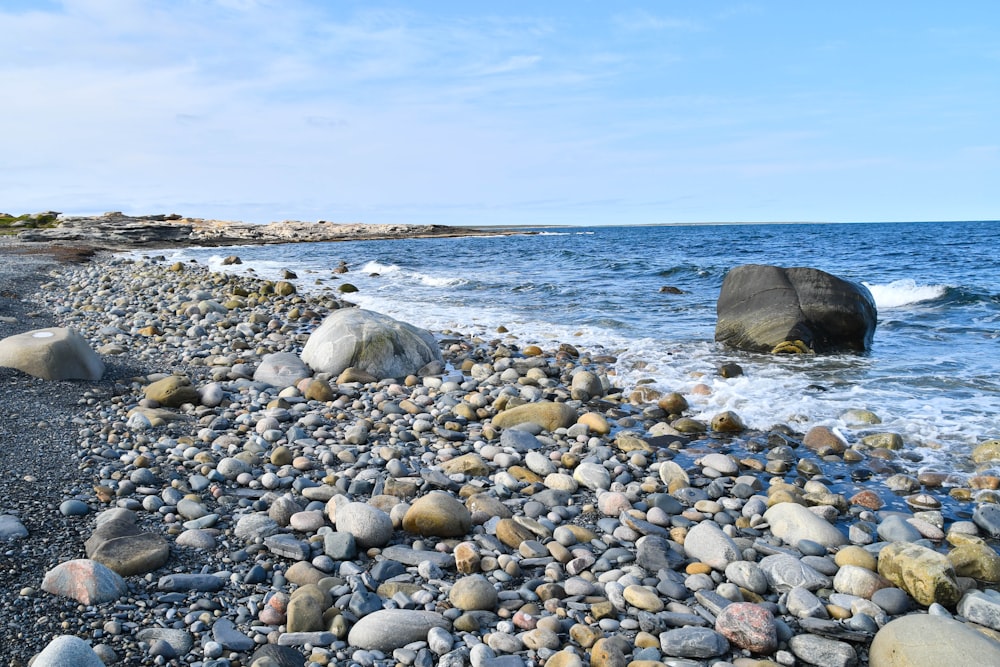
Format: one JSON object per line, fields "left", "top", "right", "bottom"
{"left": 2, "top": 241, "right": 1000, "bottom": 665}
{"left": 6, "top": 212, "right": 533, "bottom": 252}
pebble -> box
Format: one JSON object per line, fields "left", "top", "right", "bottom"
{"left": 715, "top": 602, "right": 777, "bottom": 654}
{"left": 683, "top": 521, "right": 741, "bottom": 570}
{"left": 58, "top": 499, "right": 90, "bottom": 516}
{"left": 659, "top": 627, "right": 730, "bottom": 658}
{"left": 788, "top": 634, "right": 857, "bottom": 667}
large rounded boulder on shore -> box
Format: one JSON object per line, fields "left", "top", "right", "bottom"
{"left": 0, "top": 327, "right": 104, "bottom": 381}
{"left": 869, "top": 613, "right": 1000, "bottom": 666}
{"left": 301, "top": 309, "right": 443, "bottom": 380}
{"left": 715, "top": 264, "right": 877, "bottom": 354}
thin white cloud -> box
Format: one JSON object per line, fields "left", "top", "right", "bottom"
{"left": 468, "top": 55, "right": 543, "bottom": 77}
{"left": 613, "top": 9, "right": 701, "bottom": 32}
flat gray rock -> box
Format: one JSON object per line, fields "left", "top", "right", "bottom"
{"left": 759, "top": 553, "right": 832, "bottom": 592}
{"left": 348, "top": 609, "right": 450, "bottom": 651}
{"left": 135, "top": 628, "right": 193, "bottom": 655}
{"left": 212, "top": 617, "right": 255, "bottom": 651}
{"left": 764, "top": 502, "right": 848, "bottom": 549}
{"left": 658, "top": 627, "right": 730, "bottom": 658}
{"left": 381, "top": 544, "right": 455, "bottom": 568}
{"left": 789, "top": 634, "right": 857, "bottom": 667}
{"left": 957, "top": 589, "right": 1000, "bottom": 631}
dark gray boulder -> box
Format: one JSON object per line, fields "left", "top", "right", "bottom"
{"left": 715, "top": 264, "right": 876, "bottom": 354}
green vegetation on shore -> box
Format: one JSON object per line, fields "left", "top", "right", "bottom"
{"left": 0, "top": 212, "right": 61, "bottom": 235}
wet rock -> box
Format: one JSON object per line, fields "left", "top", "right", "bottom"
{"left": 714, "top": 264, "right": 877, "bottom": 354}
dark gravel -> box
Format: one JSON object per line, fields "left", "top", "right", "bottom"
{"left": 0, "top": 243, "right": 145, "bottom": 665}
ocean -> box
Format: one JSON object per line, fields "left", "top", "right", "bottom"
{"left": 155, "top": 220, "right": 999, "bottom": 477}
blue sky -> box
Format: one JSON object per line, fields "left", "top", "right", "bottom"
{"left": 2, "top": 1, "right": 998, "bottom": 226}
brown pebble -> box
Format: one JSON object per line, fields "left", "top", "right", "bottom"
{"left": 970, "top": 476, "right": 1000, "bottom": 490}
{"left": 850, "top": 489, "right": 884, "bottom": 510}
{"left": 686, "top": 562, "right": 712, "bottom": 575}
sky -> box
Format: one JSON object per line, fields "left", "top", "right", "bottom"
{"left": 2, "top": 1, "right": 998, "bottom": 226}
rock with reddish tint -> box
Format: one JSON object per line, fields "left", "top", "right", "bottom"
{"left": 42, "top": 559, "right": 129, "bottom": 605}
{"left": 850, "top": 489, "right": 884, "bottom": 510}
{"left": 715, "top": 602, "right": 778, "bottom": 654}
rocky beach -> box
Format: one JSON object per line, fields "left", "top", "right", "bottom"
{"left": 2, "top": 222, "right": 1000, "bottom": 667}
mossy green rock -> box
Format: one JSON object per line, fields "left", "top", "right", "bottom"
{"left": 877, "top": 541, "right": 961, "bottom": 607}
{"left": 947, "top": 542, "right": 1000, "bottom": 582}
{"left": 143, "top": 375, "right": 200, "bottom": 407}
{"left": 860, "top": 432, "right": 904, "bottom": 450}
{"left": 972, "top": 439, "right": 1000, "bottom": 464}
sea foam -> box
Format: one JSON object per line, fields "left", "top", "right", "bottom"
{"left": 865, "top": 279, "right": 948, "bottom": 309}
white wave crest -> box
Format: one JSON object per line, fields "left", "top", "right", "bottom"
{"left": 359, "top": 260, "right": 465, "bottom": 287}
{"left": 360, "top": 260, "right": 401, "bottom": 275}
{"left": 864, "top": 279, "right": 948, "bottom": 309}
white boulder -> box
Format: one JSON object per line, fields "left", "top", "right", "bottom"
{"left": 301, "top": 309, "right": 442, "bottom": 380}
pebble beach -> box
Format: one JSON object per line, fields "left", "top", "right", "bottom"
{"left": 3, "top": 240, "right": 1000, "bottom": 667}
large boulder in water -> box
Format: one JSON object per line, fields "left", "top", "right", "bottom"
{"left": 0, "top": 327, "right": 104, "bottom": 380}
{"left": 715, "top": 265, "right": 876, "bottom": 354}
{"left": 301, "top": 309, "right": 443, "bottom": 380}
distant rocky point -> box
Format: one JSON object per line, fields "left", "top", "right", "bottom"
{"left": 10, "top": 211, "right": 523, "bottom": 250}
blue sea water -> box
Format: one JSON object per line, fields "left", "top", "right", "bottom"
{"left": 159, "top": 220, "right": 1000, "bottom": 474}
